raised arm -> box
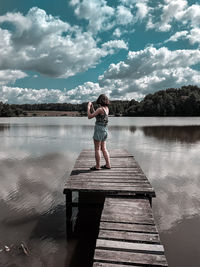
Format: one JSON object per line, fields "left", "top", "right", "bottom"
{"left": 87, "top": 102, "right": 101, "bottom": 119}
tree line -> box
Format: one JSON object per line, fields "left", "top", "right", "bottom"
{"left": 0, "top": 85, "right": 200, "bottom": 117}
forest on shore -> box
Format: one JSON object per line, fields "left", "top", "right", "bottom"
{"left": 0, "top": 85, "right": 200, "bottom": 117}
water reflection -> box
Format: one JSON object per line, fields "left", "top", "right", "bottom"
{"left": 0, "top": 117, "right": 200, "bottom": 267}
{"left": 142, "top": 125, "right": 200, "bottom": 143}
{"left": 161, "top": 215, "right": 200, "bottom": 267}
{"left": 0, "top": 124, "right": 10, "bottom": 132}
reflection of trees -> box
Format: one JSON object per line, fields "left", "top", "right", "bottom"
{"left": 0, "top": 124, "right": 10, "bottom": 131}
{"left": 109, "top": 126, "right": 136, "bottom": 133}
{"left": 142, "top": 126, "right": 200, "bottom": 143}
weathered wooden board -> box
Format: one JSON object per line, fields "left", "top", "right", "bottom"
{"left": 66, "top": 181, "right": 152, "bottom": 188}
{"left": 102, "top": 207, "right": 153, "bottom": 216}
{"left": 96, "top": 239, "right": 164, "bottom": 253}
{"left": 94, "top": 249, "right": 168, "bottom": 266}
{"left": 93, "top": 263, "right": 140, "bottom": 267}
{"left": 67, "top": 179, "right": 149, "bottom": 183}
{"left": 98, "top": 230, "right": 159, "bottom": 243}
{"left": 99, "top": 222, "right": 157, "bottom": 233}
{"left": 74, "top": 162, "right": 139, "bottom": 168}
{"left": 70, "top": 171, "right": 146, "bottom": 175}
{"left": 64, "top": 185, "right": 155, "bottom": 195}
{"left": 70, "top": 173, "right": 148, "bottom": 179}
{"left": 104, "top": 198, "right": 151, "bottom": 207}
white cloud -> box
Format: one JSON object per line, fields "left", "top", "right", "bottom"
{"left": 70, "top": 0, "right": 149, "bottom": 34}
{"left": 187, "top": 28, "right": 200, "bottom": 45}
{"left": 101, "top": 40, "right": 128, "bottom": 52}
{"left": 0, "top": 70, "right": 27, "bottom": 85}
{"left": 0, "top": 7, "right": 127, "bottom": 80}
{"left": 159, "top": 0, "right": 188, "bottom": 31}
{"left": 148, "top": 0, "right": 200, "bottom": 33}
{"left": 0, "top": 86, "right": 69, "bottom": 104}
{"left": 113, "top": 28, "right": 122, "bottom": 37}
{"left": 165, "top": 30, "right": 188, "bottom": 42}
{"left": 136, "top": 2, "right": 149, "bottom": 20}
{"left": 179, "top": 4, "right": 200, "bottom": 28}
{"left": 66, "top": 82, "right": 108, "bottom": 103}
{"left": 98, "top": 46, "right": 200, "bottom": 98}
{"left": 166, "top": 28, "right": 200, "bottom": 45}
{"left": 116, "top": 5, "right": 133, "bottom": 25}
{"left": 70, "top": 0, "right": 115, "bottom": 33}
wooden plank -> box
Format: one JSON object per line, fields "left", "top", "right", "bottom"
{"left": 102, "top": 207, "right": 153, "bottom": 215}
{"left": 102, "top": 211, "right": 153, "bottom": 220}
{"left": 74, "top": 162, "right": 139, "bottom": 168}
{"left": 79, "top": 150, "right": 132, "bottom": 155}
{"left": 82, "top": 149, "right": 129, "bottom": 152}
{"left": 73, "top": 169, "right": 142, "bottom": 174}
{"left": 96, "top": 239, "right": 164, "bottom": 254}
{"left": 102, "top": 207, "right": 153, "bottom": 217}
{"left": 100, "top": 198, "right": 156, "bottom": 224}
{"left": 68, "top": 176, "right": 148, "bottom": 180}
{"left": 94, "top": 249, "right": 168, "bottom": 266}
{"left": 103, "top": 205, "right": 151, "bottom": 212}
{"left": 76, "top": 158, "right": 142, "bottom": 169}
{"left": 66, "top": 181, "right": 153, "bottom": 189}
{"left": 104, "top": 198, "right": 151, "bottom": 207}
{"left": 105, "top": 198, "right": 150, "bottom": 204}
{"left": 104, "top": 201, "right": 151, "bottom": 209}
{"left": 100, "top": 222, "right": 157, "bottom": 233}
{"left": 75, "top": 158, "right": 140, "bottom": 165}
{"left": 101, "top": 214, "right": 154, "bottom": 225}
{"left": 70, "top": 173, "right": 147, "bottom": 179}
{"left": 71, "top": 182, "right": 150, "bottom": 186}
{"left": 64, "top": 184, "right": 155, "bottom": 194}
{"left": 99, "top": 230, "right": 159, "bottom": 243}
{"left": 93, "top": 263, "right": 140, "bottom": 267}
{"left": 80, "top": 152, "right": 133, "bottom": 157}
{"left": 78, "top": 154, "right": 134, "bottom": 159}
{"left": 76, "top": 158, "right": 135, "bottom": 162}
{"left": 103, "top": 201, "right": 152, "bottom": 210}
{"left": 72, "top": 173, "right": 146, "bottom": 177}
{"left": 66, "top": 181, "right": 152, "bottom": 188}
{"left": 68, "top": 177, "right": 150, "bottom": 185}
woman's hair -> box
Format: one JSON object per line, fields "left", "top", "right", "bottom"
{"left": 96, "top": 94, "right": 110, "bottom": 106}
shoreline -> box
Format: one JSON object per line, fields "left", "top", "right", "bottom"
{"left": 0, "top": 110, "right": 200, "bottom": 118}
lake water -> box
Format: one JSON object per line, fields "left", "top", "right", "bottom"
{"left": 0, "top": 116, "right": 200, "bottom": 267}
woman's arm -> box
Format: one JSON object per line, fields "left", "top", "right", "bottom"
{"left": 91, "top": 103, "right": 95, "bottom": 113}
{"left": 87, "top": 102, "right": 101, "bottom": 119}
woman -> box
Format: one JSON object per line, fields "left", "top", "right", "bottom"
{"left": 87, "top": 94, "right": 111, "bottom": 170}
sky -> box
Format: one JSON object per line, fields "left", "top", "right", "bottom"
{"left": 0, "top": 0, "right": 200, "bottom": 104}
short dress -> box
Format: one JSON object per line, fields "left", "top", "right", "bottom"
{"left": 93, "top": 108, "right": 108, "bottom": 141}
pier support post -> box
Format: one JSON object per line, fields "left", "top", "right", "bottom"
{"left": 66, "top": 190, "right": 72, "bottom": 238}
{"left": 148, "top": 196, "right": 152, "bottom": 207}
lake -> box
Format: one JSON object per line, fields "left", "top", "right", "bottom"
{"left": 0, "top": 116, "right": 200, "bottom": 267}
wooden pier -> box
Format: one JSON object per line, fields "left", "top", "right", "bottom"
{"left": 63, "top": 149, "right": 168, "bottom": 266}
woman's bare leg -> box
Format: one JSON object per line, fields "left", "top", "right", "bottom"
{"left": 94, "top": 139, "right": 101, "bottom": 169}
{"left": 101, "top": 141, "right": 111, "bottom": 168}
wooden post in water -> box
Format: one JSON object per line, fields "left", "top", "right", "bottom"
{"left": 65, "top": 190, "right": 72, "bottom": 238}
